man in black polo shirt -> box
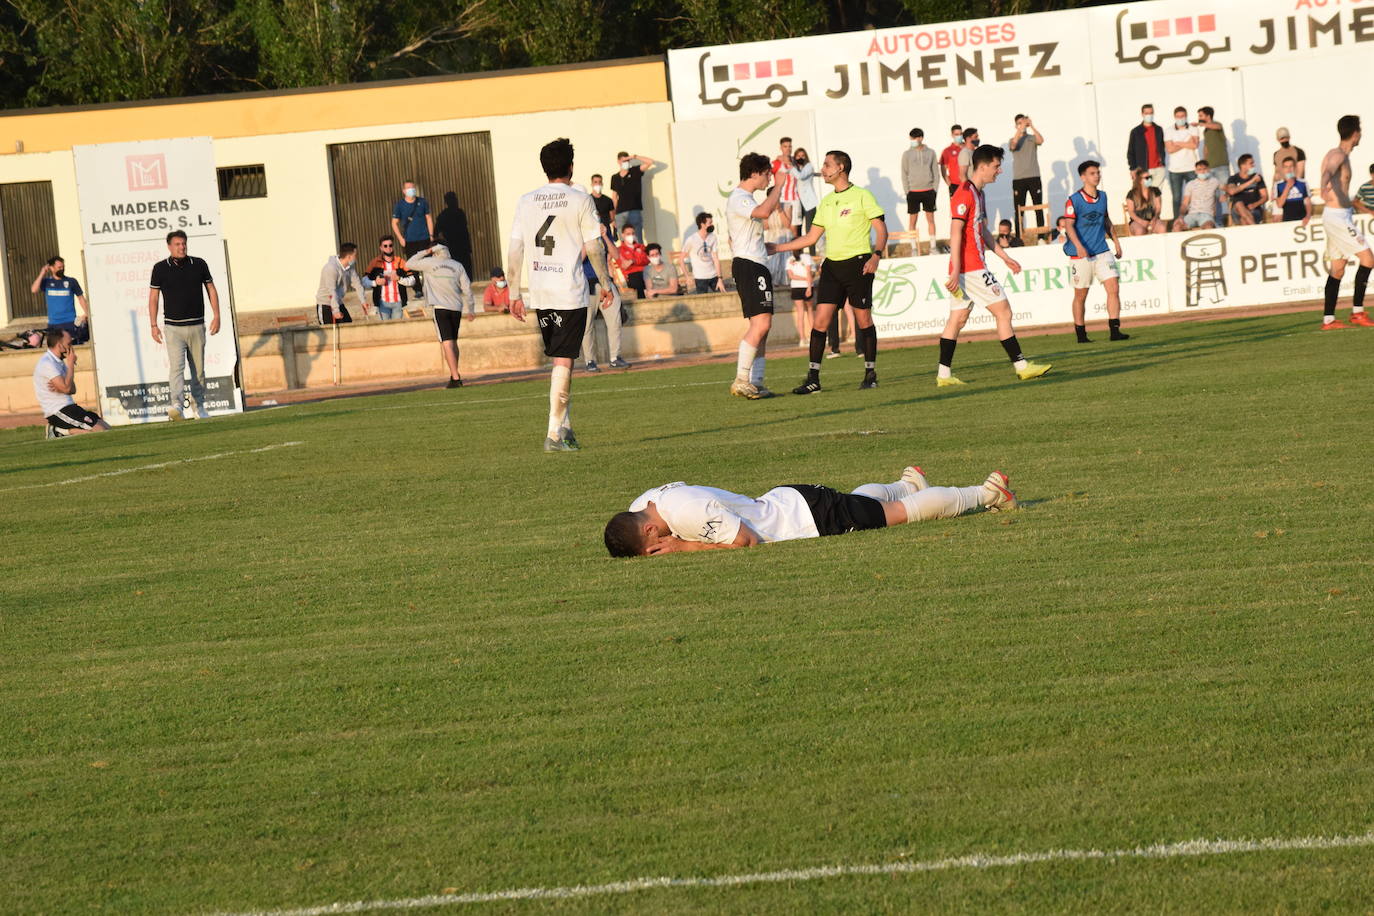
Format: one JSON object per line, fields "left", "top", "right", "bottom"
{"left": 147, "top": 230, "right": 221, "bottom": 421}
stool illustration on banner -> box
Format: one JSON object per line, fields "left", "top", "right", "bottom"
{"left": 1180, "top": 233, "right": 1227, "bottom": 308}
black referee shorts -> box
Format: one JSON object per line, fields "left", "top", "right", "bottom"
{"left": 784, "top": 485, "right": 887, "bottom": 536}
{"left": 816, "top": 255, "right": 876, "bottom": 310}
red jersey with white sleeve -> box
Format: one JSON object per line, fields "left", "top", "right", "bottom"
{"left": 771, "top": 157, "right": 799, "bottom": 203}
{"left": 949, "top": 181, "right": 988, "bottom": 273}
{"left": 940, "top": 143, "right": 963, "bottom": 185}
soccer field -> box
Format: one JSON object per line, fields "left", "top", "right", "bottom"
{"left": 3, "top": 311, "right": 1373, "bottom": 914}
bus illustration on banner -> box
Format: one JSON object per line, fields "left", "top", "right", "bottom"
{"left": 1114, "top": 8, "right": 1231, "bottom": 70}
{"left": 696, "top": 51, "right": 809, "bottom": 112}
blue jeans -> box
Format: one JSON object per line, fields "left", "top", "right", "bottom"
{"left": 1168, "top": 171, "right": 1190, "bottom": 221}
{"left": 375, "top": 301, "right": 404, "bottom": 320}
{"left": 1210, "top": 166, "right": 1230, "bottom": 224}
{"left": 615, "top": 209, "right": 644, "bottom": 240}
{"left": 694, "top": 277, "right": 719, "bottom": 294}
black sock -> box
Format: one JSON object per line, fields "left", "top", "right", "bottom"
{"left": 1000, "top": 335, "right": 1023, "bottom": 363}
{"left": 1325, "top": 275, "right": 1341, "bottom": 316}
{"left": 1109, "top": 318, "right": 1129, "bottom": 340}
{"left": 1074, "top": 323, "right": 1090, "bottom": 342}
{"left": 827, "top": 320, "right": 840, "bottom": 351}
{"left": 860, "top": 326, "right": 877, "bottom": 365}
{"left": 1355, "top": 265, "right": 1371, "bottom": 311}
{"left": 939, "top": 336, "right": 957, "bottom": 370}
{"left": 808, "top": 329, "right": 827, "bottom": 365}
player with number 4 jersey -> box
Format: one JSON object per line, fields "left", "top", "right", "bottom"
{"left": 507, "top": 137, "right": 614, "bottom": 452}
{"left": 939, "top": 144, "right": 1051, "bottom": 387}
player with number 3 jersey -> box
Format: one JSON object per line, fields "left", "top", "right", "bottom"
{"left": 938, "top": 144, "right": 1051, "bottom": 388}
{"left": 508, "top": 137, "right": 614, "bottom": 452}
{"left": 725, "top": 152, "right": 784, "bottom": 399}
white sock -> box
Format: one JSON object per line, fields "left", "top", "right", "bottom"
{"left": 898, "top": 485, "right": 985, "bottom": 522}
{"left": 1355, "top": 306, "right": 1366, "bottom": 314}
{"left": 548, "top": 365, "right": 571, "bottom": 439}
{"left": 750, "top": 355, "right": 766, "bottom": 386}
{"left": 937, "top": 364, "right": 952, "bottom": 379}
{"left": 1013, "top": 358, "right": 1028, "bottom": 371}
{"left": 1324, "top": 314, "right": 1335, "bottom": 324}
{"left": 852, "top": 480, "right": 917, "bottom": 502}
{"left": 736, "top": 342, "right": 757, "bottom": 382}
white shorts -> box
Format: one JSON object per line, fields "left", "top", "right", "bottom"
{"left": 951, "top": 268, "right": 1007, "bottom": 310}
{"left": 1323, "top": 208, "right": 1371, "bottom": 261}
{"left": 1070, "top": 252, "right": 1121, "bottom": 289}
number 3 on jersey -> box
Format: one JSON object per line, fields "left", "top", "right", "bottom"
{"left": 535, "top": 215, "right": 557, "bottom": 256}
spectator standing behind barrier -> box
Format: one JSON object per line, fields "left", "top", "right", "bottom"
{"left": 582, "top": 224, "right": 629, "bottom": 372}
{"left": 1226, "top": 155, "right": 1269, "bottom": 225}
{"left": 589, "top": 175, "right": 617, "bottom": 240}
{"left": 996, "top": 220, "right": 1024, "bottom": 249}
{"left": 793, "top": 148, "right": 819, "bottom": 236}
{"left": 391, "top": 180, "right": 433, "bottom": 298}
{"left": 1198, "top": 107, "right": 1230, "bottom": 225}
{"left": 315, "top": 242, "right": 368, "bottom": 326}
{"left": 34, "top": 328, "right": 108, "bottom": 438}
{"left": 484, "top": 267, "right": 511, "bottom": 312}
{"left": 1127, "top": 104, "right": 1167, "bottom": 192}
{"left": 1174, "top": 161, "right": 1223, "bottom": 231}
{"left": 956, "top": 127, "right": 980, "bottom": 189}
{"left": 643, "top": 244, "right": 679, "bottom": 297}
{"left": 611, "top": 152, "right": 655, "bottom": 241}
{"left": 1125, "top": 169, "right": 1167, "bottom": 235}
{"left": 787, "top": 252, "right": 814, "bottom": 345}
{"left": 1274, "top": 158, "right": 1311, "bottom": 225}
{"left": 940, "top": 124, "right": 964, "bottom": 198}
{"left": 31, "top": 256, "right": 90, "bottom": 344}
{"left": 1273, "top": 128, "right": 1307, "bottom": 181}
{"left": 405, "top": 243, "right": 475, "bottom": 388}
{"left": 1164, "top": 107, "right": 1200, "bottom": 221}
{"left": 1008, "top": 115, "right": 1045, "bottom": 236}
{"left": 616, "top": 226, "right": 650, "bottom": 299}
{"left": 433, "top": 191, "right": 473, "bottom": 279}
{"left": 363, "top": 237, "right": 413, "bottom": 320}
{"left": 681, "top": 213, "right": 725, "bottom": 294}
{"left": 902, "top": 128, "right": 940, "bottom": 239}
{"left": 772, "top": 138, "right": 802, "bottom": 237}
{"left": 148, "top": 230, "right": 221, "bottom": 421}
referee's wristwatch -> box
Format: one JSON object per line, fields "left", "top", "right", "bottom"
{"left": 870, "top": 249, "right": 883, "bottom": 258}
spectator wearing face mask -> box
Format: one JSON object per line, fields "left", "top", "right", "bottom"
{"left": 1173, "top": 159, "right": 1223, "bottom": 231}
{"left": 589, "top": 174, "right": 617, "bottom": 240}
{"left": 616, "top": 227, "right": 650, "bottom": 299}
{"left": 611, "top": 152, "right": 656, "bottom": 241}
{"left": 1125, "top": 168, "right": 1166, "bottom": 235}
{"left": 1226, "top": 154, "right": 1269, "bottom": 226}
{"left": 1127, "top": 104, "right": 1167, "bottom": 192}
{"left": 484, "top": 267, "right": 511, "bottom": 312}
{"left": 787, "top": 251, "right": 815, "bottom": 345}
{"left": 1164, "top": 107, "right": 1200, "bottom": 222}
{"left": 643, "top": 244, "right": 679, "bottom": 297}
{"left": 793, "top": 148, "right": 819, "bottom": 236}
{"left": 1272, "top": 128, "right": 1307, "bottom": 181}
{"left": 940, "top": 124, "right": 964, "bottom": 198}
{"left": 680, "top": 213, "right": 725, "bottom": 294}
{"left": 1274, "top": 157, "right": 1311, "bottom": 225}
{"left": 391, "top": 180, "right": 433, "bottom": 298}
{"left": 995, "top": 220, "right": 1024, "bottom": 249}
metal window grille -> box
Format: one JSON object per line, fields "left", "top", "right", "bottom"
{"left": 217, "top": 165, "right": 268, "bottom": 200}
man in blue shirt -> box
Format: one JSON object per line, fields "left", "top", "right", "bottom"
{"left": 391, "top": 180, "right": 434, "bottom": 298}
{"left": 1275, "top": 155, "right": 1311, "bottom": 224}
{"left": 1063, "top": 160, "right": 1127, "bottom": 343}
{"left": 30, "top": 257, "right": 90, "bottom": 344}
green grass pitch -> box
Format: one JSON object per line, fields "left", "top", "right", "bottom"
{"left": 2, "top": 311, "right": 1372, "bottom": 914}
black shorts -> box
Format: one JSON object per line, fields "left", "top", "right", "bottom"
{"left": 816, "top": 255, "right": 876, "bottom": 309}
{"left": 784, "top": 485, "right": 887, "bottom": 536}
{"left": 907, "top": 190, "right": 937, "bottom": 213}
{"left": 433, "top": 308, "right": 462, "bottom": 341}
{"left": 537, "top": 308, "right": 587, "bottom": 359}
{"left": 731, "top": 258, "right": 774, "bottom": 318}
{"left": 317, "top": 303, "right": 352, "bottom": 325}
{"left": 790, "top": 287, "right": 809, "bottom": 301}
{"left": 48, "top": 404, "right": 102, "bottom": 431}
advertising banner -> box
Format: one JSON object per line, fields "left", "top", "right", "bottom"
{"left": 73, "top": 138, "right": 242, "bottom": 425}
{"left": 871, "top": 235, "right": 1171, "bottom": 340}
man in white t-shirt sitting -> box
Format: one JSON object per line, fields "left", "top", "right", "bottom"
{"left": 32, "top": 328, "right": 109, "bottom": 438}
{"left": 603, "top": 465, "right": 1016, "bottom": 557}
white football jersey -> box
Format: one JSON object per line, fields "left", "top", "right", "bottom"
{"left": 630, "top": 482, "right": 819, "bottom": 544}
{"left": 511, "top": 182, "right": 602, "bottom": 310}
{"left": 726, "top": 186, "right": 767, "bottom": 265}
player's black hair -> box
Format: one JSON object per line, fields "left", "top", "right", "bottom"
{"left": 970, "top": 144, "right": 1002, "bottom": 168}
{"left": 739, "top": 152, "right": 771, "bottom": 180}
{"left": 604, "top": 511, "right": 647, "bottom": 557}
{"left": 826, "top": 150, "right": 852, "bottom": 175}
{"left": 45, "top": 327, "right": 71, "bottom": 349}
{"left": 166, "top": 229, "right": 187, "bottom": 243}
{"left": 378, "top": 235, "right": 393, "bottom": 245}
{"left": 646, "top": 243, "right": 662, "bottom": 253}
{"left": 540, "top": 138, "right": 575, "bottom": 180}
{"left": 694, "top": 212, "right": 712, "bottom": 227}
{"left": 1077, "top": 159, "right": 1100, "bottom": 176}
{"left": 1338, "top": 114, "right": 1361, "bottom": 141}
{"left": 1237, "top": 153, "right": 1254, "bottom": 166}
{"left": 909, "top": 127, "right": 923, "bottom": 139}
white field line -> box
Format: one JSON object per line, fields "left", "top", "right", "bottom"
{"left": 0, "top": 441, "right": 303, "bottom": 493}
{"left": 217, "top": 830, "right": 1374, "bottom": 916}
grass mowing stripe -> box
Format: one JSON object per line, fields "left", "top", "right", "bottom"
{"left": 0, "top": 440, "right": 303, "bottom": 492}
{"left": 218, "top": 830, "right": 1374, "bottom": 915}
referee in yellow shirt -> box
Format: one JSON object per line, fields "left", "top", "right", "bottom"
{"left": 769, "top": 150, "right": 888, "bottom": 394}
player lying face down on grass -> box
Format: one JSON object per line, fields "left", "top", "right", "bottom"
{"left": 603, "top": 466, "right": 1017, "bottom": 557}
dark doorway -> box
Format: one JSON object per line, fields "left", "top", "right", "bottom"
{"left": 1, "top": 181, "right": 60, "bottom": 322}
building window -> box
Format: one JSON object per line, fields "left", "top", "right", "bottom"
{"left": 217, "top": 165, "right": 267, "bottom": 200}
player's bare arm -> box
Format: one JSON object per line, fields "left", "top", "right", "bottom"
{"left": 646, "top": 524, "right": 759, "bottom": 555}
{"left": 864, "top": 217, "right": 888, "bottom": 275}
{"left": 750, "top": 182, "right": 783, "bottom": 220}
{"left": 146, "top": 287, "right": 163, "bottom": 343}
{"left": 946, "top": 217, "right": 966, "bottom": 291}
{"left": 1320, "top": 148, "right": 1352, "bottom": 208}
{"left": 770, "top": 223, "right": 824, "bottom": 254}
{"left": 983, "top": 222, "right": 1021, "bottom": 272}
{"left": 506, "top": 236, "right": 527, "bottom": 321}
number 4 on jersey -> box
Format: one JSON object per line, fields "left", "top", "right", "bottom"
{"left": 535, "top": 215, "right": 556, "bottom": 256}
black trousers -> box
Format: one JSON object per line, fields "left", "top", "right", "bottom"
{"left": 1012, "top": 178, "right": 1045, "bottom": 234}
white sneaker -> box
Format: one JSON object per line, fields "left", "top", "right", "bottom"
{"left": 730, "top": 378, "right": 761, "bottom": 399}
{"left": 167, "top": 407, "right": 185, "bottom": 422}
{"left": 901, "top": 465, "right": 929, "bottom": 491}
{"left": 982, "top": 470, "right": 1018, "bottom": 511}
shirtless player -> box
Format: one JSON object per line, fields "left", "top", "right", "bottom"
{"left": 1318, "top": 115, "right": 1374, "bottom": 329}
